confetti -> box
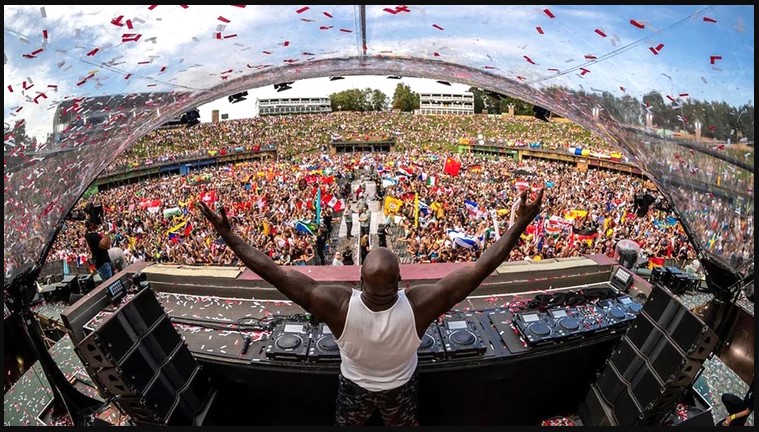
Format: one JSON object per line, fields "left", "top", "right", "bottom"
{"left": 148, "top": 4, "right": 157, "bottom": 10}
{"left": 111, "top": 15, "right": 124, "bottom": 26}
{"left": 319, "top": 26, "right": 333, "bottom": 30}
{"left": 180, "top": 5, "right": 189, "bottom": 9}
{"left": 433, "top": 51, "right": 440, "bottom": 57}
{"left": 432, "top": 24, "right": 444, "bottom": 31}
{"left": 703, "top": 16, "right": 717, "bottom": 23}
{"left": 547, "top": 68, "right": 559, "bottom": 72}
{"left": 42, "top": 29, "right": 48, "bottom": 40}
{"left": 323, "top": 11, "right": 333, "bottom": 18}
{"left": 223, "top": 34, "right": 237, "bottom": 39}
{"left": 594, "top": 28, "right": 607, "bottom": 37}
{"left": 86, "top": 48, "right": 99, "bottom": 56}
{"left": 629, "top": 19, "right": 644, "bottom": 29}
{"left": 619, "top": 86, "right": 625, "bottom": 92}
{"left": 543, "top": 9, "right": 555, "bottom": 18}
{"left": 218, "top": 16, "right": 230, "bottom": 23}
{"left": 126, "top": 19, "right": 133, "bottom": 29}
{"left": 283, "top": 40, "right": 290, "bottom": 46}
{"left": 339, "top": 28, "right": 353, "bottom": 33}
{"left": 536, "top": 26, "right": 544, "bottom": 34}
{"left": 579, "top": 67, "right": 590, "bottom": 76}
{"left": 655, "top": 43, "right": 664, "bottom": 52}
{"left": 523, "top": 56, "right": 536, "bottom": 65}
{"left": 296, "top": 6, "right": 310, "bottom": 14}
{"left": 231, "top": 4, "right": 246, "bottom": 7}
{"left": 40, "top": 6, "right": 47, "bottom": 17}
{"left": 649, "top": 47, "right": 659, "bottom": 55}
{"left": 584, "top": 54, "right": 597, "bottom": 60}
{"left": 383, "top": 8, "right": 397, "bottom": 15}
{"left": 709, "top": 55, "right": 722, "bottom": 64}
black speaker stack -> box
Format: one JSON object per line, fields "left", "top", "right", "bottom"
{"left": 75, "top": 287, "right": 215, "bottom": 426}
{"left": 578, "top": 283, "right": 717, "bottom": 426}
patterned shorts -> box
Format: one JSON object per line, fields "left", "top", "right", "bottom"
{"left": 335, "top": 371, "right": 419, "bottom": 426}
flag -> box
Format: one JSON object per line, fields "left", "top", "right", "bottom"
{"left": 168, "top": 232, "right": 180, "bottom": 243}
{"left": 183, "top": 221, "right": 193, "bottom": 237}
{"left": 414, "top": 193, "right": 419, "bottom": 228}
{"left": 295, "top": 220, "right": 318, "bottom": 236}
{"left": 464, "top": 199, "right": 478, "bottom": 214}
{"left": 315, "top": 188, "right": 321, "bottom": 225}
{"left": 200, "top": 190, "right": 218, "bottom": 205}
{"left": 327, "top": 195, "right": 338, "bottom": 208}
{"left": 426, "top": 176, "right": 437, "bottom": 186}
{"left": 382, "top": 178, "right": 398, "bottom": 188}
{"left": 383, "top": 196, "right": 403, "bottom": 215}
{"left": 515, "top": 181, "right": 530, "bottom": 191}
{"left": 418, "top": 201, "right": 430, "bottom": 217}
{"left": 443, "top": 157, "right": 461, "bottom": 176}
{"left": 168, "top": 219, "right": 187, "bottom": 234}
{"left": 333, "top": 199, "right": 345, "bottom": 213}
{"left": 454, "top": 236, "right": 479, "bottom": 249}
{"left": 465, "top": 164, "right": 483, "bottom": 172}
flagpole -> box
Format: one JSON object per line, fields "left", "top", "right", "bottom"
{"left": 414, "top": 193, "right": 419, "bottom": 228}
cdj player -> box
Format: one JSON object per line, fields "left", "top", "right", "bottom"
{"left": 417, "top": 323, "right": 446, "bottom": 361}
{"left": 308, "top": 323, "right": 341, "bottom": 362}
{"left": 265, "top": 321, "right": 311, "bottom": 361}
{"left": 515, "top": 295, "right": 642, "bottom": 347}
{"left": 439, "top": 315, "right": 487, "bottom": 357}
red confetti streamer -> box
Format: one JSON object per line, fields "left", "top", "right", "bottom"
{"left": 323, "top": 11, "right": 333, "bottom": 18}
{"left": 86, "top": 48, "right": 99, "bottom": 56}
{"left": 47, "top": 84, "right": 57, "bottom": 89}
{"left": 31, "top": 48, "right": 44, "bottom": 56}
{"left": 679, "top": 93, "right": 689, "bottom": 97}
{"left": 215, "top": 32, "right": 222, "bottom": 39}
{"left": 703, "top": 17, "right": 717, "bottom": 23}
{"left": 579, "top": 68, "right": 590, "bottom": 75}
{"left": 319, "top": 26, "right": 333, "bottom": 30}
{"left": 42, "top": 29, "right": 48, "bottom": 39}
{"left": 433, "top": 52, "right": 440, "bottom": 57}
{"left": 262, "top": 50, "right": 272, "bottom": 54}
{"left": 516, "top": 76, "right": 526, "bottom": 81}
{"left": 709, "top": 55, "right": 721, "bottom": 64}
{"left": 33, "top": 93, "right": 47, "bottom": 104}
{"left": 148, "top": 5, "right": 157, "bottom": 10}
{"left": 180, "top": 5, "right": 189, "bottom": 9}
{"left": 231, "top": 5, "right": 246, "bottom": 8}
{"left": 111, "top": 15, "right": 124, "bottom": 26}
{"left": 396, "top": 5, "right": 410, "bottom": 13}
{"left": 147, "top": 83, "right": 157, "bottom": 87}
{"left": 383, "top": 8, "right": 397, "bottom": 14}
{"left": 483, "top": 66, "right": 497, "bottom": 69}
{"left": 126, "top": 19, "right": 133, "bottom": 29}
{"left": 339, "top": 28, "right": 352, "bottom": 33}
{"left": 666, "top": 95, "right": 675, "bottom": 102}
{"left": 223, "top": 34, "right": 237, "bottom": 39}
{"left": 584, "top": 54, "right": 597, "bottom": 60}
{"left": 124, "top": 73, "right": 131, "bottom": 79}
{"left": 283, "top": 41, "right": 290, "bottom": 46}
{"left": 218, "top": 16, "right": 230, "bottom": 23}
{"left": 649, "top": 47, "right": 659, "bottom": 55}
{"left": 122, "top": 33, "right": 142, "bottom": 42}
{"left": 547, "top": 68, "right": 559, "bottom": 72}
{"left": 302, "top": 52, "right": 315, "bottom": 56}
{"left": 655, "top": 43, "right": 664, "bottom": 52}
{"left": 138, "top": 60, "right": 151, "bottom": 64}
{"left": 220, "top": 69, "right": 233, "bottom": 74}
{"left": 620, "top": 86, "right": 625, "bottom": 92}
{"left": 296, "top": 6, "right": 309, "bottom": 14}
{"left": 630, "top": 19, "right": 644, "bottom": 29}
{"left": 536, "top": 26, "right": 544, "bottom": 34}
{"left": 7, "top": 85, "right": 12, "bottom": 92}
{"left": 160, "top": 66, "right": 167, "bottom": 72}
{"left": 594, "top": 28, "right": 607, "bottom": 37}
{"left": 543, "top": 9, "right": 555, "bottom": 18}
{"left": 76, "top": 80, "right": 87, "bottom": 86}
{"left": 432, "top": 24, "right": 444, "bottom": 31}
{"left": 523, "top": 56, "right": 535, "bottom": 64}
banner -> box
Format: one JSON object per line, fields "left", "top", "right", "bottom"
{"left": 443, "top": 157, "right": 461, "bottom": 176}
{"left": 383, "top": 196, "right": 403, "bottom": 215}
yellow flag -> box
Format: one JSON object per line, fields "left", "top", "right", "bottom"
{"left": 414, "top": 193, "right": 419, "bottom": 227}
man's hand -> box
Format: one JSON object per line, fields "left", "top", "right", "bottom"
{"left": 515, "top": 188, "right": 544, "bottom": 225}
{"left": 196, "top": 201, "right": 232, "bottom": 235}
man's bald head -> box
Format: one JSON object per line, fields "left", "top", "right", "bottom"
{"left": 361, "top": 247, "right": 400, "bottom": 295}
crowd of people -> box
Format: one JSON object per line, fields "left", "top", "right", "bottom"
{"left": 49, "top": 142, "right": 697, "bottom": 275}
{"left": 106, "top": 112, "right": 617, "bottom": 174}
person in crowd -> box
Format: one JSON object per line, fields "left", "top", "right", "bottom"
{"left": 332, "top": 251, "right": 344, "bottom": 266}
{"left": 85, "top": 220, "right": 113, "bottom": 281}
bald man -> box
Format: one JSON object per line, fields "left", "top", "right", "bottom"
{"left": 196, "top": 189, "right": 543, "bottom": 426}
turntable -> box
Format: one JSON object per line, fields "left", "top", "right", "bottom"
{"left": 265, "top": 321, "right": 311, "bottom": 361}
{"left": 308, "top": 322, "right": 341, "bottom": 362}
{"left": 439, "top": 317, "right": 486, "bottom": 357}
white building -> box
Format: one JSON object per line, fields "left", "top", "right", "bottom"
{"left": 256, "top": 97, "right": 332, "bottom": 116}
{"left": 417, "top": 92, "right": 474, "bottom": 115}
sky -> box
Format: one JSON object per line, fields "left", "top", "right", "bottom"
{"left": 3, "top": 5, "right": 754, "bottom": 141}
{"left": 196, "top": 75, "right": 470, "bottom": 121}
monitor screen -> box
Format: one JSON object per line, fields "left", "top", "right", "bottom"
{"left": 447, "top": 321, "right": 467, "bottom": 330}
{"left": 619, "top": 297, "right": 632, "bottom": 305}
{"left": 522, "top": 314, "right": 539, "bottom": 323}
{"left": 551, "top": 310, "right": 567, "bottom": 318}
{"left": 284, "top": 324, "right": 303, "bottom": 333}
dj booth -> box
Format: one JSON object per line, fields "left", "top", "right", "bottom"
{"left": 62, "top": 255, "right": 670, "bottom": 425}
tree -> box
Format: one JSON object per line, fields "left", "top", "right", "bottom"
{"left": 370, "top": 89, "right": 388, "bottom": 111}
{"left": 391, "top": 83, "right": 419, "bottom": 112}
{"left": 468, "top": 87, "right": 485, "bottom": 113}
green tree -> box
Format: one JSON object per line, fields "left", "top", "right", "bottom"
{"left": 391, "top": 83, "right": 419, "bottom": 112}
{"left": 468, "top": 87, "right": 485, "bottom": 113}
{"left": 370, "top": 89, "right": 388, "bottom": 111}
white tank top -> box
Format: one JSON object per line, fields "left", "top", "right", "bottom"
{"left": 335, "top": 289, "right": 421, "bottom": 392}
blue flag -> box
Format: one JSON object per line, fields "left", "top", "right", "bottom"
{"left": 315, "top": 188, "right": 322, "bottom": 225}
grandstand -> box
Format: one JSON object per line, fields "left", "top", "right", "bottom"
{"left": 256, "top": 97, "right": 332, "bottom": 116}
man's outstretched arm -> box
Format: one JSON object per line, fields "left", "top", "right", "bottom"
{"left": 407, "top": 189, "right": 543, "bottom": 325}
{"left": 195, "top": 202, "right": 337, "bottom": 314}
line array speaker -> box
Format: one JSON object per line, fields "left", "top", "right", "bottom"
{"left": 74, "top": 288, "right": 214, "bottom": 425}
{"left": 579, "top": 283, "right": 717, "bottom": 426}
